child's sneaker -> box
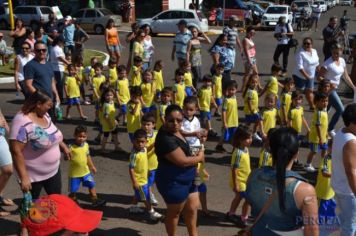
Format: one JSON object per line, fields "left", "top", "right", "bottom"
{"left": 214, "top": 111, "right": 221, "bottom": 117}
{"left": 208, "top": 129, "right": 218, "bottom": 137}
{"left": 150, "top": 193, "right": 159, "bottom": 206}
{"left": 304, "top": 164, "right": 316, "bottom": 173}
{"left": 215, "top": 144, "right": 226, "bottom": 153}
{"left": 92, "top": 198, "right": 106, "bottom": 207}
{"left": 129, "top": 205, "right": 144, "bottom": 213}
{"left": 149, "top": 209, "right": 163, "bottom": 220}
{"left": 252, "top": 133, "right": 262, "bottom": 142}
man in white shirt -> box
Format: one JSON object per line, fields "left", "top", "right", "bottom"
{"left": 311, "top": 3, "right": 322, "bottom": 32}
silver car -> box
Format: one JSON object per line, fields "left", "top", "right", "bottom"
{"left": 137, "top": 9, "right": 209, "bottom": 35}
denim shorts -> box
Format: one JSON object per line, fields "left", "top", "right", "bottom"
{"left": 0, "top": 136, "right": 12, "bottom": 167}
{"left": 108, "top": 44, "right": 120, "bottom": 52}
{"left": 293, "top": 74, "right": 314, "bottom": 91}
{"left": 335, "top": 193, "right": 356, "bottom": 236}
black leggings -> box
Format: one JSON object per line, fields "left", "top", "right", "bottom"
{"left": 273, "top": 44, "right": 290, "bottom": 72}
{"left": 30, "top": 169, "right": 62, "bottom": 200}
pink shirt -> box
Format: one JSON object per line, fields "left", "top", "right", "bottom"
{"left": 9, "top": 112, "right": 63, "bottom": 182}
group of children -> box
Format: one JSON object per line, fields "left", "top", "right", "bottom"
{"left": 61, "top": 54, "right": 337, "bottom": 227}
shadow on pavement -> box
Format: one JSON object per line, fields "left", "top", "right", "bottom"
{"left": 91, "top": 227, "right": 142, "bottom": 235}
{"left": 0, "top": 217, "right": 21, "bottom": 235}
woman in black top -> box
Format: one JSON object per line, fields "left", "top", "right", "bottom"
{"left": 10, "top": 19, "right": 26, "bottom": 55}
{"left": 155, "top": 104, "right": 204, "bottom": 236}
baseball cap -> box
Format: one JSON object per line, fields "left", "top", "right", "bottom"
{"left": 177, "top": 19, "right": 187, "bottom": 26}
{"left": 22, "top": 194, "right": 103, "bottom": 236}
{"left": 65, "top": 15, "right": 72, "bottom": 21}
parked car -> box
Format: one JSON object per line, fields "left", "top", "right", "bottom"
{"left": 312, "top": 1, "right": 327, "bottom": 12}
{"left": 72, "top": 8, "right": 121, "bottom": 34}
{"left": 0, "top": 2, "right": 11, "bottom": 29}
{"left": 13, "top": 6, "right": 53, "bottom": 30}
{"left": 136, "top": 9, "right": 209, "bottom": 35}
{"left": 245, "top": 2, "right": 265, "bottom": 24}
{"left": 292, "top": 0, "right": 312, "bottom": 19}
{"left": 325, "top": 0, "right": 333, "bottom": 9}
{"left": 339, "top": 0, "right": 352, "bottom": 5}
{"left": 261, "top": 5, "right": 293, "bottom": 29}
{"left": 251, "top": 0, "right": 275, "bottom": 9}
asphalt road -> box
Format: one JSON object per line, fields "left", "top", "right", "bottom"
{"left": 0, "top": 5, "right": 354, "bottom": 236}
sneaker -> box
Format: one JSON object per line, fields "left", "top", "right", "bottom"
{"left": 328, "top": 130, "right": 336, "bottom": 138}
{"left": 83, "top": 101, "right": 91, "bottom": 105}
{"left": 208, "top": 129, "right": 218, "bottom": 137}
{"left": 149, "top": 210, "right": 163, "bottom": 220}
{"left": 252, "top": 133, "right": 262, "bottom": 142}
{"left": 304, "top": 164, "right": 317, "bottom": 173}
{"left": 129, "top": 205, "right": 144, "bottom": 213}
{"left": 92, "top": 198, "right": 106, "bottom": 207}
{"left": 150, "top": 193, "right": 159, "bottom": 206}
{"left": 215, "top": 144, "right": 226, "bottom": 153}
{"left": 214, "top": 111, "right": 221, "bottom": 117}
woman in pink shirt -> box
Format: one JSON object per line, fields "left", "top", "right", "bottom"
{"left": 9, "top": 90, "right": 71, "bottom": 200}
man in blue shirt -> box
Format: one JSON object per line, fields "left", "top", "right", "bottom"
{"left": 63, "top": 15, "right": 75, "bottom": 55}
{"left": 171, "top": 20, "right": 192, "bottom": 67}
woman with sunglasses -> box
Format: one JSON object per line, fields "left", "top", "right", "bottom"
{"left": 292, "top": 37, "right": 320, "bottom": 111}
{"left": 131, "top": 29, "right": 145, "bottom": 65}
{"left": 155, "top": 104, "right": 204, "bottom": 236}
{"left": 14, "top": 42, "right": 34, "bottom": 98}
{"left": 317, "top": 43, "right": 355, "bottom": 137}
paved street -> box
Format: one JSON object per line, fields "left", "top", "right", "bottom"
{"left": 0, "top": 5, "right": 355, "bottom": 236}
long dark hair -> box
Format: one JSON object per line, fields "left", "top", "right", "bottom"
{"left": 106, "top": 19, "right": 114, "bottom": 29}
{"left": 209, "top": 34, "right": 226, "bottom": 52}
{"left": 269, "top": 127, "right": 299, "bottom": 212}
{"left": 164, "top": 104, "right": 183, "bottom": 118}
{"left": 21, "top": 90, "right": 52, "bottom": 114}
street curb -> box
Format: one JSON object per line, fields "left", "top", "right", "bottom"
{"left": 0, "top": 49, "right": 110, "bottom": 84}
{"left": 118, "top": 27, "right": 225, "bottom": 36}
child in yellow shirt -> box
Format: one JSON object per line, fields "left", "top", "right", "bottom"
{"left": 260, "top": 64, "right": 284, "bottom": 108}
{"left": 115, "top": 65, "right": 130, "bottom": 126}
{"left": 85, "top": 56, "right": 98, "bottom": 89}
{"left": 107, "top": 58, "right": 118, "bottom": 88}
{"left": 127, "top": 86, "right": 143, "bottom": 142}
{"left": 92, "top": 62, "right": 106, "bottom": 122}
{"left": 74, "top": 55, "right": 90, "bottom": 105}
{"left": 156, "top": 87, "right": 172, "bottom": 130}
{"left": 288, "top": 91, "right": 310, "bottom": 137}
{"left": 129, "top": 56, "right": 143, "bottom": 86}
{"left": 172, "top": 69, "right": 186, "bottom": 108}
{"left": 129, "top": 129, "right": 163, "bottom": 220}
{"left": 306, "top": 92, "right": 329, "bottom": 172}
{"left": 258, "top": 128, "right": 275, "bottom": 168}
{"left": 67, "top": 125, "right": 106, "bottom": 207}
{"left": 227, "top": 125, "right": 252, "bottom": 225}
{"left": 212, "top": 63, "right": 224, "bottom": 117}
{"left": 260, "top": 94, "right": 278, "bottom": 140}
{"left": 182, "top": 61, "right": 196, "bottom": 96}
{"left": 153, "top": 60, "right": 164, "bottom": 102}
{"left": 141, "top": 70, "right": 156, "bottom": 114}
{"left": 279, "top": 77, "right": 294, "bottom": 126}
{"left": 64, "top": 64, "right": 87, "bottom": 120}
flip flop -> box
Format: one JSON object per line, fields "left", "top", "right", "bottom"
{"left": 0, "top": 196, "right": 15, "bottom": 206}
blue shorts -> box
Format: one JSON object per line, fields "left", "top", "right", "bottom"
{"left": 223, "top": 127, "right": 237, "bottom": 142}
{"left": 200, "top": 111, "right": 211, "bottom": 121}
{"left": 239, "top": 191, "right": 247, "bottom": 198}
{"left": 108, "top": 44, "right": 121, "bottom": 52}
{"left": 67, "top": 97, "right": 81, "bottom": 105}
{"left": 197, "top": 183, "right": 207, "bottom": 193}
{"left": 156, "top": 91, "right": 161, "bottom": 98}
{"left": 245, "top": 113, "right": 260, "bottom": 123}
{"left": 276, "top": 99, "right": 281, "bottom": 110}
{"left": 310, "top": 143, "right": 328, "bottom": 153}
{"left": 69, "top": 173, "right": 95, "bottom": 193}
{"left": 128, "top": 133, "right": 134, "bottom": 142}
{"left": 148, "top": 169, "right": 156, "bottom": 187}
{"left": 215, "top": 98, "right": 223, "bottom": 107}
{"left": 134, "top": 184, "right": 150, "bottom": 202}
{"left": 142, "top": 105, "right": 156, "bottom": 114}
{"left": 319, "top": 198, "right": 336, "bottom": 219}
{"left": 293, "top": 74, "right": 315, "bottom": 91}
{"left": 95, "top": 101, "right": 100, "bottom": 110}
{"left": 185, "top": 87, "right": 193, "bottom": 96}
{"left": 157, "top": 179, "right": 197, "bottom": 204}
{"left": 119, "top": 104, "right": 127, "bottom": 114}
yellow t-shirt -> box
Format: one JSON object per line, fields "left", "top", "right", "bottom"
{"left": 129, "top": 148, "right": 148, "bottom": 186}
{"left": 141, "top": 82, "right": 155, "bottom": 107}
{"left": 69, "top": 142, "right": 90, "bottom": 178}
{"left": 173, "top": 82, "right": 185, "bottom": 108}
{"left": 129, "top": 65, "right": 142, "bottom": 86}
{"left": 65, "top": 76, "right": 80, "bottom": 98}
{"left": 266, "top": 76, "right": 279, "bottom": 97}
{"left": 213, "top": 74, "right": 223, "bottom": 99}
{"left": 229, "top": 148, "right": 251, "bottom": 191}
{"left": 184, "top": 72, "right": 193, "bottom": 87}
{"left": 198, "top": 86, "right": 212, "bottom": 112}
{"left": 197, "top": 162, "right": 206, "bottom": 183}
{"left": 309, "top": 109, "right": 328, "bottom": 144}
{"left": 243, "top": 89, "right": 259, "bottom": 115}
{"left": 222, "top": 96, "right": 238, "bottom": 128}
{"left": 127, "top": 101, "right": 142, "bottom": 133}
{"left": 92, "top": 75, "right": 106, "bottom": 100}
{"left": 289, "top": 106, "right": 304, "bottom": 133}
{"left": 315, "top": 155, "right": 335, "bottom": 200}
{"left": 132, "top": 42, "right": 144, "bottom": 63}
{"left": 100, "top": 101, "right": 116, "bottom": 132}
{"left": 153, "top": 70, "right": 164, "bottom": 91}
{"left": 280, "top": 92, "right": 292, "bottom": 121}
{"left": 146, "top": 130, "right": 158, "bottom": 171}
{"left": 76, "top": 66, "right": 85, "bottom": 84}
{"left": 258, "top": 148, "right": 273, "bottom": 168}
{"left": 109, "top": 67, "right": 118, "bottom": 88}
{"left": 156, "top": 102, "right": 170, "bottom": 130}
{"left": 262, "top": 108, "right": 277, "bottom": 134}
{"left": 115, "top": 78, "right": 130, "bottom": 105}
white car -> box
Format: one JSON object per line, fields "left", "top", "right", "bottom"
{"left": 312, "top": 1, "right": 327, "bottom": 12}
{"left": 137, "top": 9, "right": 209, "bottom": 35}
{"left": 261, "top": 5, "right": 293, "bottom": 29}
{"left": 339, "top": 0, "right": 352, "bottom": 5}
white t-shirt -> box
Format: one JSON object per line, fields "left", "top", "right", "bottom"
{"left": 312, "top": 6, "right": 322, "bottom": 18}
{"left": 17, "top": 54, "right": 34, "bottom": 82}
{"left": 181, "top": 116, "right": 201, "bottom": 147}
{"left": 50, "top": 45, "right": 65, "bottom": 72}
{"left": 322, "top": 57, "right": 346, "bottom": 87}
{"left": 274, "top": 23, "right": 293, "bottom": 45}
{"left": 293, "top": 48, "right": 319, "bottom": 79}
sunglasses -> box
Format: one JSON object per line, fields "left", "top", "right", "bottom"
{"left": 35, "top": 48, "right": 47, "bottom": 53}
{"left": 22, "top": 47, "right": 30, "bottom": 50}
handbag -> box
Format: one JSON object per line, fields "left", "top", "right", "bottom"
{"left": 237, "top": 192, "right": 276, "bottom": 236}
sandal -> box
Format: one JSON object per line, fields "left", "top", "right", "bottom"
{"left": 0, "top": 196, "right": 14, "bottom": 206}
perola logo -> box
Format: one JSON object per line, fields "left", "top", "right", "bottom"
{"left": 29, "top": 199, "right": 58, "bottom": 224}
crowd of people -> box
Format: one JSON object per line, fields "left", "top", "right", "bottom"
{"left": 0, "top": 9, "right": 355, "bottom": 236}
